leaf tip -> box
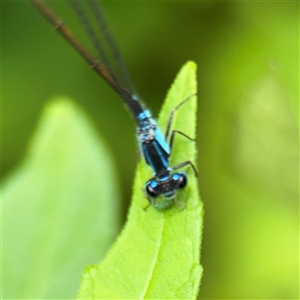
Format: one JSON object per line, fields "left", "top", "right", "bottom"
{"left": 184, "top": 60, "right": 197, "bottom": 72}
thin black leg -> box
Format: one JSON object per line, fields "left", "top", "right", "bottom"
{"left": 165, "top": 93, "right": 197, "bottom": 141}
{"left": 143, "top": 194, "right": 152, "bottom": 211}
{"left": 173, "top": 160, "right": 198, "bottom": 177}
{"left": 169, "top": 130, "right": 195, "bottom": 151}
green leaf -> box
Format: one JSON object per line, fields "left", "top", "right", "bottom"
{"left": 2, "top": 99, "right": 121, "bottom": 299}
{"left": 77, "top": 61, "right": 203, "bottom": 299}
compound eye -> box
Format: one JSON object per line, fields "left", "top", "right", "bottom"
{"left": 145, "top": 180, "right": 160, "bottom": 198}
{"left": 173, "top": 172, "right": 187, "bottom": 189}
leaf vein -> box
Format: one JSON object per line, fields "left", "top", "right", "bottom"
{"left": 139, "top": 217, "right": 165, "bottom": 299}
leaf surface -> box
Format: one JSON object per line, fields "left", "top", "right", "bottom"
{"left": 2, "top": 99, "right": 121, "bottom": 298}
{"left": 77, "top": 61, "right": 203, "bottom": 299}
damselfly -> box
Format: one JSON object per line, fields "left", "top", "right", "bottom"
{"left": 31, "top": 0, "right": 197, "bottom": 210}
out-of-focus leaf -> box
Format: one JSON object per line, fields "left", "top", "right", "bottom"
{"left": 2, "top": 99, "right": 121, "bottom": 298}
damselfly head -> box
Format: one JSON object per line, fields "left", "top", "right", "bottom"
{"left": 145, "top": 172, "right": 187, "bottom": 210}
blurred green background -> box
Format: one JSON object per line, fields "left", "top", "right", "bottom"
{"left": 2, "top": 1, "right": 299, "bottom": 299}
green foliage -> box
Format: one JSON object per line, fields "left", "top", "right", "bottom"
{"left": 2, "top": 62, "right": 202, "bottom": 299}
{"left": 3, "top": 2, "right": 298, "bottom": 299}
{"left": 2, "top": 100, "right": 121, "bottom": 298}
{"left": 77, "top": 61, "right": 203, "bottom": 299}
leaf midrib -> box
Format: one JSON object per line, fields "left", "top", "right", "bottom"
{"left": 139, "top": 215, "right": 165, "bottom": 299}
